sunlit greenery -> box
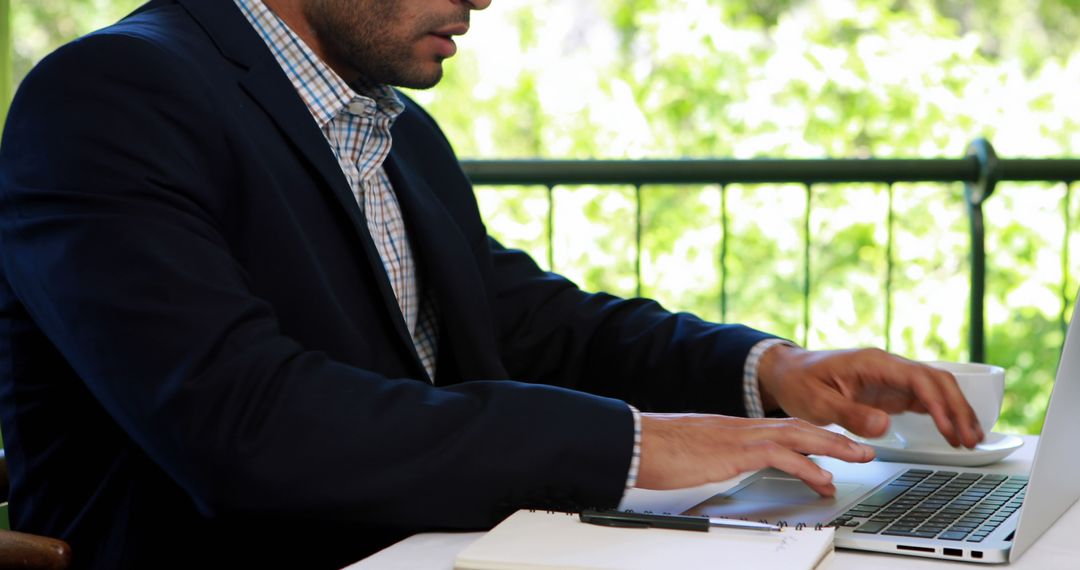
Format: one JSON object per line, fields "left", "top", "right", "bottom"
{"left": 7, "top": 0, "right": 1079, "bottom": 434}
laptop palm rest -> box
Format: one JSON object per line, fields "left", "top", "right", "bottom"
{"left": 687, "top": 464, "right": 901, "bottom": 525}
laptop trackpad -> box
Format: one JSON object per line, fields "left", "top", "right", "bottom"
{"left": 687, "top": 475, "right": 868, "bottom": 525}
{"left": 734, "top": 476, "right": 864, "bottom": 504}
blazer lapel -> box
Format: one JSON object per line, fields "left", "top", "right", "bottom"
{"left": 384, "top": 155, "right": 502, "bottom": 385}
{"left": 177, "top": 0, "right": 424, "bottom": 377}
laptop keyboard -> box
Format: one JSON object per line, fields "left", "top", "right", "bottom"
{"left": 830, "top": 469, "right": 1028, "bottom": 543}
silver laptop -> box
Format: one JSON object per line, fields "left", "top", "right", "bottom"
{"left": 686, "top": 297, "right": 1080, "bottom": 563}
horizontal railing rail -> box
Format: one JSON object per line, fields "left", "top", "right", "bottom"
{"left": 460, "top": 139, "right": 1080, "bottom": 362}
{"left": 461, "top": 157, "right": 1079, "bottom": 186}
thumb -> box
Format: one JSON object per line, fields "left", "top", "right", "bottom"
{"left": 828, "top": 395, "right": 889, "bottom": 438}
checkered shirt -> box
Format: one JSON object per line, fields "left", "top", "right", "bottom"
{"left": 234, "top": 0, "right": 438, "bottom": 380}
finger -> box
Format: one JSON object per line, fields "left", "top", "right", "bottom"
{"left": 736, "top": 441, "right": 837, "bottom": 497}
{"left": 779, "top": 380, "right": 889, "bottom": 442}
{"left": 745, "top": 419, "right": 876, "bottom": 463}
{"left": 907, "top": 368, "right": 966, "bottom": 447}
{"left": 906, "top": 400, "right": 929, "bottom": 414}
{"left": 872, "top": 357, "right": 982, "bottom": 448}
{"left": 822, "top": 393, "right": 890, "bottom": 439}
{"left": 928, "top": 367, "right": 983, "bottom": 447}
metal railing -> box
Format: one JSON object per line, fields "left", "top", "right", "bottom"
{"left": 461, "top": 139, "right": 1080, "bottom": 362}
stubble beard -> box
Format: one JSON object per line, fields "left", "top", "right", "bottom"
{"left": 304, "top": 0, "right": 463, "bottom": 89}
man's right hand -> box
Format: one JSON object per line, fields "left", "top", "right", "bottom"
{"left": 635, "top": 413, "right": 876, "bottom": 496}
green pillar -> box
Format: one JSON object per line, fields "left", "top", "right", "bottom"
{"left": 0, "top": 0, "right": 10, "bottom": 134}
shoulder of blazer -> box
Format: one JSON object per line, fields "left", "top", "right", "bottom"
{"left": 387, "top": 94, "right": 490, "bottom": 250}
{"left": 78, "top": 0, "right": 278, "bottom": 76}
{"left": 390, "top": 94, "right": 478, "bottom": 201}
{"left": 16, "top": 5, "right": 237, "bottom": 102}
{"left": 392, "top": 93, "right": 466, "bottom": 163}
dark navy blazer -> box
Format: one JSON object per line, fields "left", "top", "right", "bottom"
{"left": 0, "top": 0, "right": 772, "bottom": 567}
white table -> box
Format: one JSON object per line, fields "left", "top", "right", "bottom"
{"left": 348, "top": 435, "right": 1078, "bottom": 568}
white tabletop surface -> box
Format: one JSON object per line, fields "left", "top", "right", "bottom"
{"left": 347, "top": 434, "right": 1078, "bottom": 569}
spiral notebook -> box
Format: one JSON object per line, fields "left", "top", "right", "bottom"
{"left": 453, "top": 509, "right": 834, "bottom": 570}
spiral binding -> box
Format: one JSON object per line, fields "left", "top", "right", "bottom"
{"left": 712, "top": 516, "right": 830, "bottom": 531}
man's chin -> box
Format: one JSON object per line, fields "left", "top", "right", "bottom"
{"left": 389, "top": 65, "right": 445, "bottom": 90}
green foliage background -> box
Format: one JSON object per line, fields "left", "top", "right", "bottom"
{"left": 10, "top": 0, "right": 1080, "bottom": 435}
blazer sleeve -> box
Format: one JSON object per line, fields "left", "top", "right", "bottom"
{"left": 0, "top": 32, "right": 633, "bottom": 529}
{"left": 488, "top": 240, "right": 777, "bottom": 415}
{"left": 392, "top": 99, "right": 780, "bottom": 417}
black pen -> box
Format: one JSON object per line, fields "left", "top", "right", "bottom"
{"left": 579, "top": 509, "right": 782, "bottom": 532}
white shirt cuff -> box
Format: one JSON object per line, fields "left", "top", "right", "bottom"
{"left": 624, "top": 404, "right": 642, "bottom": 490}
{"left": 743, "top": 338, "right": 796, "bottom": 418}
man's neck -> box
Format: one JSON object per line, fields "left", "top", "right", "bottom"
{"left": 258, "top": 0, "right": 361, "bottom": 83}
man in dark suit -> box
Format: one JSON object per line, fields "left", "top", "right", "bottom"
{"left": 0, "top": 0, "right": 981, "bottom": 568}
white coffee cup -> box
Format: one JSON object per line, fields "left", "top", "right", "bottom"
{"left": 886, "top": 361, "right": 1005, "bottom": 449}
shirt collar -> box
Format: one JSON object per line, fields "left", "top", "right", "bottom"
{"left": 232, "top": 0, "right": 405, "bottom": 128}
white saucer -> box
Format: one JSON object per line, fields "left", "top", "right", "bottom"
{"left": 849, "top": 431, "right": 1024, "bottom": 467}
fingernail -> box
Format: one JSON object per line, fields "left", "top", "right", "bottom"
{"left": 819, "top": 469, "right": 832, "bottom": 483}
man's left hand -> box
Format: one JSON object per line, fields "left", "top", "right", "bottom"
{"left": 756, "top": 346, "right": 984, "bottom": 449}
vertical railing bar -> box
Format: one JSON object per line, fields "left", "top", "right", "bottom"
{"left": 545, "top": 184, "right": 556, "bottom": 272}
{"left": 967, "top": 184, "right": 987, "bottom": 363}
{"left": 635, "top": 184, "right": 643, "bottom": 298}
{"left": 720, "top": 184, "right": 729, "bottom": 322}
{"left": 965, "top": 139, "right": 998, "bottom": 363}
{"left": 1064, "top": 181, "right": 1074, "bottom": 339}
{"left": 885, "top": 183, "right": 895, "bottom": 353}
{"left": 803, "top": 183, "right": 813, "bottom": 348}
